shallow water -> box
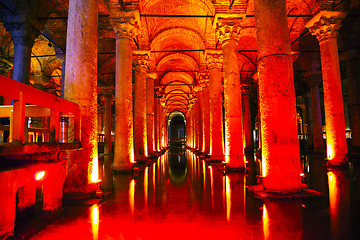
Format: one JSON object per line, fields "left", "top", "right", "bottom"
{"left": 27, "top": 149, "right": 360, "bottom": 240}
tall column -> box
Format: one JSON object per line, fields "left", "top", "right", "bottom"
{"left": 306, "top": 11, "right": 347, "bottom": 165}
{"left": 255, "top": 0, "right": 302, "bottom": 192}
{"left": 200, "top": 74, "right": 211, "bottom": 155}
{"left": 147, "top": 75, "right": 156, "bottom": 156}
{"left": 206, "top": 51, "right": 224, "bottom": 160}
{"left": 242, "top": 84, "right": 253, "bottom": 153}
{"left": 64, "top": 0, "right": 99, "bottom": 194}
{"left": 197, "top": 88, "right": 204, "bottom": 152}
{"left": 133, "top": 51, "right": 149, "bottom": 161}
{"left": 108, "top": 9, "right": 139, "bottom": 170}
{"left": 103, "top": 90, "right": 113, "bottom": 155}
{"left": 342, "top": 50, "right": 360, "bottom": 152}
{"left": 306, "top": 75, "right": 325, "bottom": 152}
{"left": 215, "top": 16, "right": 244, "bottom": 167}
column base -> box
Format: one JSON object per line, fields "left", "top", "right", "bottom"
{"left": 325, "top": 156, "right": 348, "bottom": 167}
{"left": 247, "top": 185, "right": 321, "bottom": 199}
{"left": 224, "top": 165, "right": 245, "bottom": 173}
{"left": 63, "top": 182, "right": 98, "bottom": 200}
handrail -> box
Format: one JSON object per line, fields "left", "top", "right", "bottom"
{"left": 0, "top": 75, "right": 81, "bottom": 143}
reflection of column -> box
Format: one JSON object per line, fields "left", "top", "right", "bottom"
{"left": 200, "top": 75, "right": 211, "bottom": 155}
{"left": 147, "top": 75, "right": 156, "bottom": 156}
{"left": 109, "top": 9, "right": 139, "bottom": 170}
{"left": 242, "top": 84, "right": 253, "bottom": 153}
{"left": 263, "top": 200, "right": 303, "bottom": 240}
{"left": 133, "top": 51, "right": 149, "bottom": 161}
{"left": 64, "top": 0, "right": 99, "bottom": 192}
{"left": 255, "top": 0, "right": 302, "bottom": 192}
{"left": 206, "top": 51, "right": 224, "bottom": 160}
{"left": 306, "top": 75, "right": 325, "bottom": 152}
{"left": 215, "top": 15, "right": 244, "bottom": 167}
{"left": 306, "top": 11, "right": 347, "bottom": 165}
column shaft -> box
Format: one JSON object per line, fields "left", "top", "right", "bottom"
{"left": 223, "top": 39, "right": 244, "bottom": 167}
{"left": 320, "top": 38, "right": 347, "bottom": 163}
{"left": 134, "top": 65, "right": 148, "bottom": 161}
{"left": 64, "top": 0, "right": 99, "bottom": 193}
{"left": 114, "top": 36, "right": 134, "bottom": 170}
{"left": 242, "top": 90, "right": 253, "bottom": 153}
{"left": 255, "top": 0, "right": 302, "bottom": 192}
{"left": 104, "top": 95, "right": 112, "bottom": 155}
{"left": 147, "top": 78, "right": 155, "bottom": 156}
{"left": 203, "top": 86, "right": 211, "bottom": 155}
{"left": 310, "top": 84, "right": 325, "bottom": 151}
{"left": 209, "top": 67, "right": 224, "bottom": 159}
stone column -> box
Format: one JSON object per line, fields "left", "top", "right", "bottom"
{"left": 133, "top": 51, "right": 149, "bottom": 161}
{"left": 242, "top": 84, "right": 253, "bottom": 153}
{"left": 147, "top": 74, "right": 156, "bottom": 156}
{"left": 2, "top": 17, "right": 37, "bottom": 84}
{"left": 155, "top": 98, "right": 161, "bottom": 152}
{"left": 206, "top": 51, "right": 224, "bottom": 160}
{"left": 103, "top": 90, "right": 113, "bottom": 155}
{"left": 215, "top": 15, "right": 244, "bottom": 168}
{"left": 255, "top": 0, "right": 302, "bottom": 192}
{"left": 341, "top": 50, "right": 360, "bottom": 152}
{"left": 108, "top": 9, "right": 139, "bottom": 170}
{"left": 306, "top": 11, "right": 347, "bottom": 165}
{"left": 64, "top": 0, "right": 99, "bottom": 194}
{"left": 304, "top": 91, "right": 314, "bottom": 147}
{"left": 306, "top": 75, "right": 325, "bottom": 152}
{"left": 196, "top": 89, "right": 203, "bottom": 152}
{"left": 200, "top": 74, "right": 211, "bottom": 155}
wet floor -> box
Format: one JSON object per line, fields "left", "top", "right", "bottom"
{"left": 26, "top": 149, "right": 360, "bottom": 240}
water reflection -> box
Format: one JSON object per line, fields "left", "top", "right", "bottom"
{"left": 27, "top": 150, "right": 360, "bottom": 240}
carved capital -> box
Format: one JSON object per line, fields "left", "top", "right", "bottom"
{"left": 214, "top": 14, "right": 244, "bottom": 44}
{"left": 133, "top": 51, "right": 150, "bottom": 72}
{"left": 241, "top": 84, "right": 251, "bottom": 95}
{"left": 305, "top": 11, "right": 346, "bottom": 42}
{"left": 304, "top": 74, "right": 322, "bottom": 87}
{"left": 2, "top": 15, "right": 38, "bottom": 46}
{"left": 199, "top": 73, "right": 209, "bottom": 88}
{"left": 108, "top": 9, "right": 140, "bottom": 40}
{"left": 205, "top": 50, "right": 223, "bottom": 70}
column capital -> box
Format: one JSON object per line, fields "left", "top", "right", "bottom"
{"left": 241, "top": 84, "right": 252, "bottom": 95}
{"left": 205, "top": 50, "right": 223, "bottom": 70}
{"left": 108, "top": 9, "right": 140, "bottom": 40}
{"left": 199, "top": 73, "right": 209, "bottom": 88}
{"left": 133, "top": 51, "right": 150, "bottom": 72}
{"left": 2, "top": 15, "right": 38, "bottom": 46}
{"left": 213, "top": 14, "right": 245, "bottom": 44}
{"left": 304, "top": 73, "right": 322, "bottom": 87}
{"left": 305, "top": 11, "right": 346, "bottom": 42}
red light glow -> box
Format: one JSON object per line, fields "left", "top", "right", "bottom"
{"left": 35, "top": 171, "right": 45, "bottom": 181}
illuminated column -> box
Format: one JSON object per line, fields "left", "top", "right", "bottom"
{"left": 306, "top": 11, "right": 347, "bottom": 165}
{"left": 2, "top": 16, "right": 37, "bottom": 84}
{"left": 215, "top": 15, "right": 244, "bottom": 167}
{"left": 242, "top": 84, "right": 253, "bottom": 153}
{"left": 255, "top": 0, "right": 302, "bottom": 192}
{"left": 64, "top": 0, "right": 99, "bottom": 193}
{"left": 306, "top": 75, "right": 325, "bottom": 152}
{"left": 133, "top": 51, "right": 149, "bottom": 161}
{"left": 108, "top": 9, "right": 139, "bottom": 170}
{"left": 147, "top": 75, "right": 156, "bottom": 156}
{"left": 156, "top": 99, "right": 161, "bottom": 151}
{"left": 200, "top": 74, "right": 211, "bottom": 155}
{"left": 197, "top": 88, "right": 204, "bottom": 152}
{"left": 206, "top": 51, "right": 224, "bottom": 160}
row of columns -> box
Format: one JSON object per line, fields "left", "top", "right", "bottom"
{"left": 1, "top": 0, "right": 352, "bottom": 195}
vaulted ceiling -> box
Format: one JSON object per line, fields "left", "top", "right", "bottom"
{"left": 0, "top": 0, "right": 359, "bottom": 115}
